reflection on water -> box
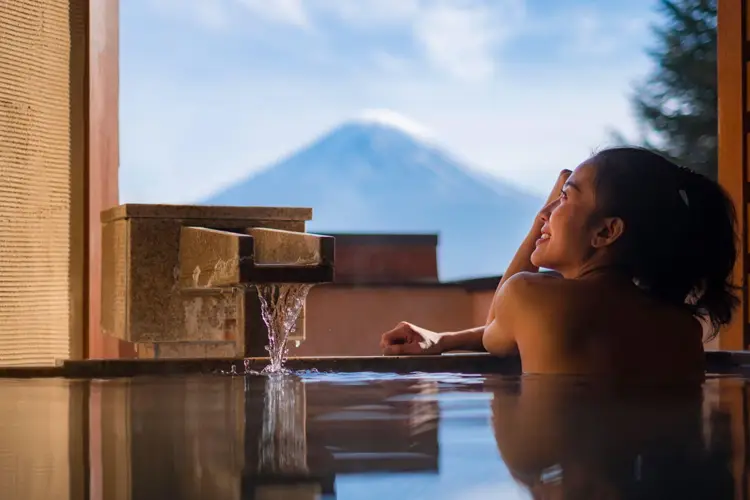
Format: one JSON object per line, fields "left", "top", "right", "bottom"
{"left": 491, "top": 376, "right": 735, "bottom": 499}
{"left": 256, "top": 375, "right": 308, "bottom": 475}
{"left": 0, "top": 372, "right": 748, "bottom": 499}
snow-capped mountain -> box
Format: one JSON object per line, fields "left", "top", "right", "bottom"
{"left": 203, "top": 115, "right": 543, "bottom": 279}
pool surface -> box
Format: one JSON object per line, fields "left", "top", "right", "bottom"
{"left": 0, "top": 371, "right": 745, "bottom": 499}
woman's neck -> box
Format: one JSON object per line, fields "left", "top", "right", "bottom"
{"left": 565, "top": 263, "right": 632, "bottom": 282}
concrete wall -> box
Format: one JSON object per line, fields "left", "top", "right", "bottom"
{"left": 471, "top": 291, "right": 495, "bottom": 327}
{"left": 335, "top": 244, "right": 439, "bottom": 283}
{"left": 291, "top": 285, "right": 480, "bottom": 357}
{"left": 330, "top": 234, "right": 440, "bottom": 284}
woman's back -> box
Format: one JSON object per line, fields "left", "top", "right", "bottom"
{"left": 497, "top": 273, "right": 706, "bottom": 379}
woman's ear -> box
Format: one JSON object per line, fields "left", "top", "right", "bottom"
{"left": 591, "top": 217, "right": 625, "bottom": 248}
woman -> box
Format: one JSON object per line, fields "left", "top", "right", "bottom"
{"left": 380, "top": 147, "right": 739, "bottom": 377}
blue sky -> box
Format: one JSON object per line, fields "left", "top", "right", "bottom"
{"left": 119, "top": 0, "right": 659, "bottom": 203}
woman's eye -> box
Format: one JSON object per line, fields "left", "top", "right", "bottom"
{"left": 559, "top": 190, "right": 568, "bottom": 200}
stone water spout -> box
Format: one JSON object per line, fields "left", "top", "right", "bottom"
{"left": 100, "top": 204, "right": 334, "bottom": 359}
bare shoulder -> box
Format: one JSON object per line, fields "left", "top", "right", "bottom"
{"left": 493, "top": 272, "right": 569, "bottom": 321}
{"left": 498, "top": 272, "right": 596, "bottom": 322}
{"left": 503, "top": 271, "right": 561, "bottom": 285}
{"left": 500, "top": 272, "right": 566, "bottom": 302}
{"left": 484, "top": 272, "right": 566, "bottom": 355}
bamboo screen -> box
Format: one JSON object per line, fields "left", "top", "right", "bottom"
{"left": 0, "top": 0, "right": 87, "bottom": 365}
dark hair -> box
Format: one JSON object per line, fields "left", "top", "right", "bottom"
{"left": 590, "top": 147, "right": 739, "bottom": 340}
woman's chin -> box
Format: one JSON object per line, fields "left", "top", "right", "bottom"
{"left": 530, "top": 248, "right": 546, "bottom": 268}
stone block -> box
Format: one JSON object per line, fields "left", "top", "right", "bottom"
{"left": 100, "top": 204, "right": 322, "bottom": 356}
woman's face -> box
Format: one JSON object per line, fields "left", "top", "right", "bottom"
{"left": 530, "top": 162, "right": 603, "bottom": 276}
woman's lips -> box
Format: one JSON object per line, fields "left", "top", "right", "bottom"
{"left": 535, "top": 233, "right": 550, "bottom": 247}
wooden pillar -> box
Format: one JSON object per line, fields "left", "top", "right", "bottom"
{"left": 88, "top": 0, "right": 134, "bottom": 359}
{"left": 87, "top": 3, "right": 130, "bottom": 496}
{"left": 718, "top": 0, "right": 748, "bottom": 350}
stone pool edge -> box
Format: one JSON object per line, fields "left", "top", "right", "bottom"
{"left": 0, "top": 350, "right": 745, "bottom": 378}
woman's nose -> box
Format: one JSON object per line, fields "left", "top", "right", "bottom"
{"left": 539, "top": 200, "right": 555, "bottom": 222}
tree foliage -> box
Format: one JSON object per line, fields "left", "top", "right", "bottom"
{"left": 627, "top": 0, "right": 717, "bottom": 179}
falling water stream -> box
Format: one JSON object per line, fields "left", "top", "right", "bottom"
{"left": 186, "top": 259, "right": 316, "bottom": 376}
{"left": 255, "top": 283, "right": 313, "bottom": 374}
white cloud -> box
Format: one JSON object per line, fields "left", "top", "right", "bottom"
{"left": 371, "top": 51, "right": 414, "bottom": 75}
{"left": 413, "top": 3, "right": 499, "bottom": 82}
{"left": 236, "top": 0, "right": 309, "bottom": 27}
{"left": 314, "top": 0, "right": 421, "bottom": 25}
{"left": 147, "top": 0, "right": 310, "bottom": 29}
{"left": 145, "top": 0, "right": 526, "bottom": 82}
{"left": 561, "top": 9, "right": 653, "bottom": 58}
{"left": 190, "top": 0, "right": 230, "bottom": 29}
{"left": 318, "top": 0, "right": 526, "bottom": 83}
{"left": 148, "top": 0, "right": 229, "bottom": 28}
{"left": 571, "top": 13, "right": 618, "bottom": 55}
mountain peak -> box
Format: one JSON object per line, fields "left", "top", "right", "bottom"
{"left": 350, "top": 108, "right": 434, "bottom": 141}
{"left": 204, "top": 112, "right": 543, "bottom": 279}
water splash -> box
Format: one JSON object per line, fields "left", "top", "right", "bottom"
{"left": 256, "top": 283, "right": 312, "bottom": 374}
{"left": 217, "top": 283, "right": 311, "bottom": 376}
{"left": 221, "top": 359, "right": 260, "bottom": 376}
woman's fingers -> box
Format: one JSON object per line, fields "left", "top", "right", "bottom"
{"left": 383, "top": 344, "right": 405, "bottom": 355}
{"left": 380, "top": 325, "right": 409, "bottom": 348}
{"left": 383, "top": 342, "right": 420, "bottom": 356}
{"left": 381, "top": 323, "right": 424, "bottom": 355}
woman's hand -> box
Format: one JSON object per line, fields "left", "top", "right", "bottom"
{"left": 380, "top": 322, "right": 444, "bottom": 355}
{"left": 532, "top": 169, "right": 572, "bottom": 231}
{"left": 545, "top": 169, "right": 573, "bottom": 205}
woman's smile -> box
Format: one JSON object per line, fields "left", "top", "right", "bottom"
{"left": 536, "top": 227, "right": 551, "bottom": 247}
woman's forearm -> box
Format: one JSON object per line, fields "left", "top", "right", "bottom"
{"left": 485, "top": 229, "right": 541, "bottom": 325}
{"left": 438, "top": 327, "right": 487, "bottom": 352}
{"left": 498, "top": 229, "right": 541, "bottom": 288}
